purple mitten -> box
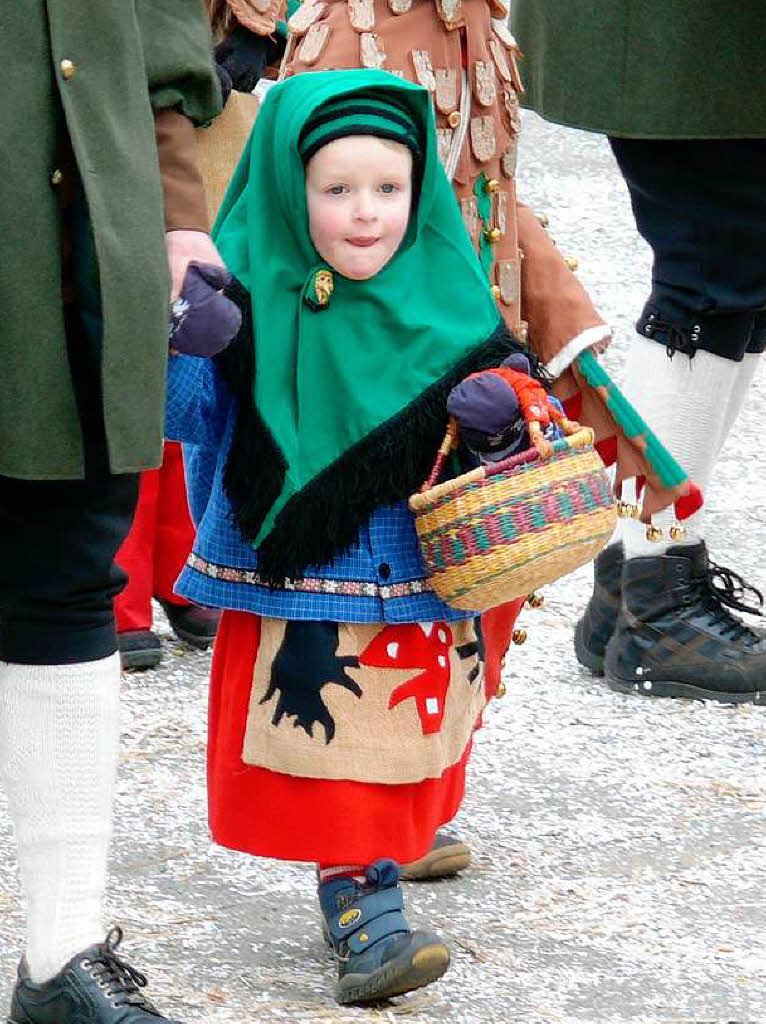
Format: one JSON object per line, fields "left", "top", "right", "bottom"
{"left": 169, "top": 262, "right": 242, "bottom": 358}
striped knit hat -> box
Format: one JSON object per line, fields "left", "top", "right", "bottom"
{"left": 298, "top": 91, "right": 423, "bottom": 165}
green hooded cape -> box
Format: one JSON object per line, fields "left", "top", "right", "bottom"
{"left": 214, "top": 69, "right": 529, "bottom": 581}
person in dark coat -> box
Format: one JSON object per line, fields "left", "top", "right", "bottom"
{"left": 512, "top": 1, "right": 766, "bottom": 704}
{"left": 0, "top": 3, "right": 224, "bottom": 1021}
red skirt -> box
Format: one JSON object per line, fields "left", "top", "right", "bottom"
{"left": 207, "top": 611, "right": 475, "bottom": 865}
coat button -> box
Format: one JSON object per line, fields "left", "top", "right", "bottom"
{"left": 447, "top": 111, "right": 461, "bottom": 129}
{"left": 60, "top": 59, "right": 77, "bottom": 80}
{"left": 51, "top": 169, "right": 64, "bottom": 186}
{"left": 378, "top": 562, "right": 391, "bottom": 581}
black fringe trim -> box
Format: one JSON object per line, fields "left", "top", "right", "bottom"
{"left": 214, "top": 277, "right": 287, "bottom": 544}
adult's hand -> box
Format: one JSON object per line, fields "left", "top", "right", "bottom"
{"left": 165, "top": 230, "right": 225, "bottom": 300}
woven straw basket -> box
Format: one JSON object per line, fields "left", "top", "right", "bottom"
{"left": 409, "top": 419, "right": 618, "bottom": 611}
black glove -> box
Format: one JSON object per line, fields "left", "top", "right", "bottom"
{"left": 215, "top": 24, "right": 274, "bottom": 94}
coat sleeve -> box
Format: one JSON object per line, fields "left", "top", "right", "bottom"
{"left": 138, "top": 0, "right": 222, "bottom": 123}
{"left": 137, "top": 0, "right": 223, "bottom": 230}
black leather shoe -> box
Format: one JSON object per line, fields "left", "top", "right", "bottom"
{"left": 8, "top": 927, "right": 183, "bottom": 1023}
{"left": 604, "top": 542, "right": 766, "bottom": 703}
{"left": 574, "top": 543, "right": 624, "bottom": 676}
{"left": 157, "top": 601, "right": 220, "bottom": 650}
{"left": 118, "top": 630, "right": 162, "bottom": 672}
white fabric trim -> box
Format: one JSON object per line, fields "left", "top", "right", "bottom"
{"left": 544, "top": 324, "right": 612, "bottom": 379}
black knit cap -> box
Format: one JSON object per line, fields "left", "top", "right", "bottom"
{"left": 298, "top": 90, "right": 424, "bottom": 165}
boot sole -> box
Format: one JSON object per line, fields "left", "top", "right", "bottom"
{"left": 168, "top": 623, "right": 216, "bottom": 650}
{"left": 337, "top": 939, "right": 450, "bottom": 1005}
{"left": 573, "top": 619, "right": 605, "bottom": 677}
{"left": 119, "top": 649, "right": 162, "bottom": 671}
{"left": 606, "top": 672, "right": 766, "bottom": 705}
{"left": 400, "top": 843, "right": 470, "bottom": 881}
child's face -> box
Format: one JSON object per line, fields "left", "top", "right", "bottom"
{"left": 305, "top": 135, "right": 413, "bottom": 281}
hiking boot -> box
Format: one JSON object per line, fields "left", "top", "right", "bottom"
{"left": 158, "top": 601, "right": 220, "bottom": 650}
{"left": 400, "top": 832, "right": 471, "bottom": 881}
{"left": 118, "top": 630, "right": 162, "bottom": 672}
{"left": 604, "top": 541, "right": 766, "bottom": 703}
{"left": 574, "top": 543, "right": 624, "bottom": 675}
{"left": 318, "top": 859, "right": 450, "bottom": 1005}
{"left": 8, "top": 927, "right": 183, "bottom": 1023}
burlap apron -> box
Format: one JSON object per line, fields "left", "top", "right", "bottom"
{"left": 241, "top": 617, "right": 483, "bottom": 783}
{"left": 280, "top": 0, "right": 523, "bottom": 331}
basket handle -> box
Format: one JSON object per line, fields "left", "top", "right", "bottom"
{"left": 420, "top": 420, "right": 595, "bottom": 493}
{"left": 421, "top": 417, "right": 460, "bottom": 492}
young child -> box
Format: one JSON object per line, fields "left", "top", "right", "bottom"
{"left": 166, "top": 69, "right": 541, "bottom": 1005}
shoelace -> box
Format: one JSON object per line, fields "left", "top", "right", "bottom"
{"left": 694, "top": 561, "right": 765, "bottom": 641}
{"left": 83, "top": 927, "right": 159, "bottom": 1015}
{"left": 643, "top": 314, "right": 697, "bottom": 359}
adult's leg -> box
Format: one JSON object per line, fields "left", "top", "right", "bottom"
{"left": 153, "top": 441, "right": 220, "bottom": 649}
{"left": 577, "top": 140, "right": 766, "bottom": 700}
{"left": 0, "top": 469, "right": 138, "bottom": 981}
{"left": 115, "top": 468, "right": 160, "bottom": 634}
{"left": 0, "top": 295, "right": 140, "bottom": 982}
{"left": 596, "top": 139, "right": 766, "bottom": 701}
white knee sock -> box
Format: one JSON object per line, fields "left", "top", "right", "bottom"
{"left": 0, "top": 654, "right": 120, "bottom": 982}
{"left": 615, "top": 337, "right": 744, "bottom": 558}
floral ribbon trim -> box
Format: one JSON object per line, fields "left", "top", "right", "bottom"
{"left": 187, "top": 552, "right": 434, "bottom": 599}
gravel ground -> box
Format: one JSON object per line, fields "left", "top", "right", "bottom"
{"left": 1, "top": 112, "right": 764, "bottom": 1024}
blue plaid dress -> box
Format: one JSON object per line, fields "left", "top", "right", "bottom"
{"left": 166, "top": 354, "right": 474, "bottom": 624}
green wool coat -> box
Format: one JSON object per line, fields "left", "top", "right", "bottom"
{"left": 511, "top": 1, "right": 766, "bottom": 140}
{"left": 0, "top": 1, "right": 220, "bottom": 480}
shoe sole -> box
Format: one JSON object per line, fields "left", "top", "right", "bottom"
{"left": 337, "top": 939, "right": 450, "bottom": 1005}
{"left": 400, "top": 844, "right": 471, "bottom": 881}
{"left": 573, "top": 620, "right": 605, "bottom": 677}
{"left": 168, "top": 623, "right": 216, "bottom": 650}
{"left": 119, "top": 650, "right": 162, "bottom": 671}
{"left": 606, "top": 672, "right": 766, "bottom": 705}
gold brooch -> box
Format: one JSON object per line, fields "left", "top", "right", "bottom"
{"left": 314, "top": 269, "right": 334, "bottom": 307}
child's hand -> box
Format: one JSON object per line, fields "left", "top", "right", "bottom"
{"left": 169, "top": 262, "right": 242, "bottom": 359}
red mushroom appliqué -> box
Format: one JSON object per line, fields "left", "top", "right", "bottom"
{"left": 359, "top": 622, "right": 453, "bottom": 735}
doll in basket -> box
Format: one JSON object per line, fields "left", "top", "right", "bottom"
{"left": 447, "top": 352, "right": 583, "bottom": 463}
{"left": 165, "top": 70, "right": 549, "bottom": 1005}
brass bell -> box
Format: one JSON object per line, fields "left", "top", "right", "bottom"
{"left": 491, "top": 284, "right": 501, "bottom": 301}
{"left": 536, "top": 212, "right": 549, "bottom": 228}
{"left": 484, "top": 178, "right": 501, "bottom": 194}
{"left": 484, "top": 227, "right": 502, "bottom": 243}
{"left": 527, "top": 592, "right": 544, "bottom": 609}
{"left": 565, "top": 256, "right": 579, "bottom": 272}
{"left": 645, "top": 524, "right": 663, "bottom": 542}
{"left": 496, "top": 681, "right": 507, "bottom": 698}
{"left": 669, "top": 523, "right": 687, "bottom": 541}
{"left": 511, "top": 628, "right": 527, "bottom": 645}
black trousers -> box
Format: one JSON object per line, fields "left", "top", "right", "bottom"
{"left": 0, "top": 305, "right": 138, "bottom": 666}
{"left": 609, "top": 137, "right": 766, "bottom": 361}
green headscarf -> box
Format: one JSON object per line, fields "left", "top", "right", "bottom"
{"left": 214, "top": 69, "right": 526, "bottom": 581}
